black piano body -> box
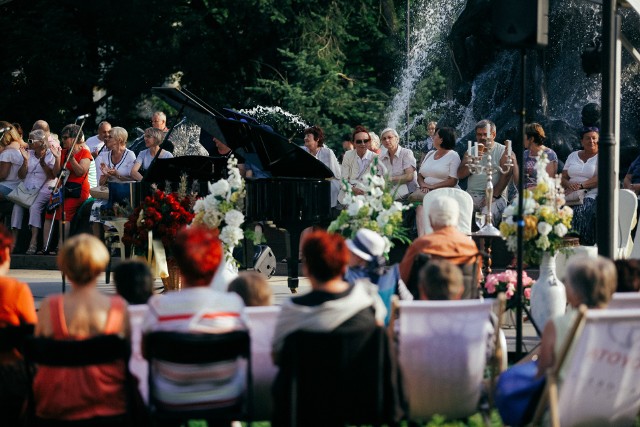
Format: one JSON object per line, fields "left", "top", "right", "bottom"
{"left": 151, "top": 87, "right": 336, "bottom": 292}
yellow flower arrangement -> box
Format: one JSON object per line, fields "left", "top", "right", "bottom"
{"left": 500, "top": 153, "right": 573, "bottom": 265}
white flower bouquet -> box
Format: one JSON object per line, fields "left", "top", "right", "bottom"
{"left": 191, "top": 156, "right": 246, "bottom": 264}
{"left": 500, "top": 153, "right": 573, "bottom": 265}
{"left": 328, "top": 158, "right": 411, "bottom": 256}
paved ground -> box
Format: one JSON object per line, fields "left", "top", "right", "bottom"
{"left": 14, "top": 267, "right": 538, "bottom": 357}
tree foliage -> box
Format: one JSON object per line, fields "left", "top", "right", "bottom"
{"left": 0, "top": 0, "right": 441, "bottom": 149}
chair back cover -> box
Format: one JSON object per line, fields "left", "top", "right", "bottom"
{"left": 558, "top": 308, "right": 640, "bottom": 426}
{"left": 617, "top": 189, "right": 637, "bottom": 258}
{"left": 422, "top": 187, "right": 474, "bottom": 235}
{"left": 608, "top": 292, "right": 640, "bottom": 309}
{"left": 398, "top": 299, "right": 494, "bottom": 421}
{"left": 128, "top": 305, "right": 149, "bottom": 403}
{"left": 245, "top": 306, "right": 280, "bottom": 420}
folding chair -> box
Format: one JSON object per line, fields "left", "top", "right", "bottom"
{"left": 23, "top": 334, "right": 134, "bottom": 426}
{"left": 245, "top": 306, "right": 281, "bottom": 421}
{"left": 144, "top": 330, "right": 252, "bottom": 426}
{"left": 608, "top": 292, "right": 640, "bottom": 309}
{"left": 274, "top": 326, "right": 399, "bottom": 427}
{"left": 397, "top": 299, "right": 497, "bottom": 422}
{"left": 532, "top": 307, "right": 640, "bottom": 426}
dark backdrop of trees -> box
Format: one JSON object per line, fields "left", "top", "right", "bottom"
{"left": 0, "top": 0, "right": 447, "bottom": 148}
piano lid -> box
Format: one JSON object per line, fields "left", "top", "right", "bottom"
{"left": 151, "top": 87, "right": 335, "bottom": 180}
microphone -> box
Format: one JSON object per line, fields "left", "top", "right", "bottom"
{"left": 0, "top": 126, "right": 10, "bottom": 133}
{"left": 174, "top": 116, "right": 188, "bottom": 127}
{"left": 76, "top": 114, "right": 91, "bottom": 120}
{"left": 135, "top": 127, "right": 145, "bottom": 136}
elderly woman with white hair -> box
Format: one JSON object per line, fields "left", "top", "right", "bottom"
{"left": 398, "top": 196, "right": 479, "bottom": 285}
{"left": 378, "top": 128, "right": 417, "bottom": 200}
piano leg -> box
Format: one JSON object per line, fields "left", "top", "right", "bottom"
{"left": 286, "top": 227, "right": 304, "bottom": 293}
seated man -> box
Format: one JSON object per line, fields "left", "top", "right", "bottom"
{"left": 142, "top": 227, "right": 246, "bottom": 410}
{"left": 457, "top": 119, "right": 518, "bottom": 226}
{"left": 399, "top": 196, "right": 480, "bottom": 286}
{"left": 417, "top": 259, "right": 465, "bottom": 301}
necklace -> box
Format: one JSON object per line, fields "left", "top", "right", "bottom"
{"left": 109, "top": 150, "right": 128, "bottom": 170}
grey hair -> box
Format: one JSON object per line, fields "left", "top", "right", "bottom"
{"left": 475, "top": 119, "right": 496, "bottom": 133}
{"left": 144, "top": 127, "right": 165, "bottom": 146}
{"left": 428, "top": 196, "right": 460, "bottom": 228}
{"left": 109, "top": 127, "right": 128, "bottom": 146}
{"left": 380, "top": 128, "right": 399, "bottom": 139}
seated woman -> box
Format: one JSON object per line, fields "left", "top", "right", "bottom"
{"left": 523, "top": 122, "right": 558, "bottom": 189}
{"left": 10, "top": 130, "right": 61, "bottom": 254}
{"left": 33, "top": 234, "right": 130, "bottom": 423}
{"left": 561, "top": 127, "right": 599, "bottom": 245}
{"left": 537, "top": 255, "right": 617, "bottom": 377}
{"left": 130, "top": 127, "right": 173, "bottom": 181}
{"left": 378, "top": 127, "right": 417, "bottom": 200}
{"left": 408, "top": 126, "right": 460, "bottom": 236}
{"left": 272, "top": 230, "right": 386, "bottom": 361}
{"left": 91, "top": 127, "right": 137, "bottom": 238}
{"left": 302, "top": 125, "right": 341, "bottom": 208}
{"left": 0, "top": 121, "right": 26, "bottom": 198}
{"left": 0, "top": 225, "right": 37, "bottom": 425}
{"left": 42, "top": 124, "right": 92, "bottom": 254}
{"left": 142, "top": 226, "right": 246, "bottom": 410}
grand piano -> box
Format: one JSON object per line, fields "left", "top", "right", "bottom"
{"left": 150, "top": 87, "right": 335, "bottom": 292}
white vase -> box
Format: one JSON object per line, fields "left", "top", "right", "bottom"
{"left": 530, "top": 252, "right": 567, "bottom": 331}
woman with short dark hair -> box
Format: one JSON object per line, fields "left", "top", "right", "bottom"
{"left": 523, "top": 122, "right": 557, "bottom": 189}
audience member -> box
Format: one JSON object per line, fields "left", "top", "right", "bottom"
{"left": 42, "top": 124, "right": 92, "bottom": 254}
{"left": 31, "top": 120, "right": 60, "bottom": 151}
{"left": 458, "top": 119, "right": 518, "bottom": 226}
{"left": 614, "top": 258, "right": 640, "bottom": 293}
{"left": 10, "top": 130, "right": 61, "bottom": 255}
{"left": 561, "top": 126, "right": 599, "bottom": 245}
{"left": 130, "top": 127, "right": 172, "bottom": 182}
{"left": 399, "top": 196, "right": 480, "bottom": 285}
{"left": 303, "top": 125, "right": 341, "bottom": 207}
{"left": 272, "top": 230, "right": 386, "bottom": 361}
{"left": 142, "top": 226, "right": 246, "bottom": 410}
{"left": 0, "top": 225, "right": 37, "bottom": 426}
{"left": 339, "top": 125, "right": 382, "bottom": 204}
{"left": 369, "top": 131, "right": 381, "bottom": 154}
{"left": 418, "top": 121, "right": 437, "bottom": 165}
{"left": 338, "top": 134, "right": 353, "bottom": 163}
{"left": 84, "top": 121, "right": 111, "bottom": 158}
{"left": 523, "top": 123, "right": 557, "bottom": 189}
{"left": 33, "top": 234, "right": 130, "bottom": 423}
{"left": 151, "top": 111, "right": 169, "bottom": 132}
{"left": 0, "top": 121, "right": 26, "bottom": 198}
{"left": 228, "top": 271, "right": 273, "bottom": 306}
{"left": 417, "top": 258, "right": 464, "bottom": 301}
{"left": 379, "top": 127, "right": 417, "bottom": 200}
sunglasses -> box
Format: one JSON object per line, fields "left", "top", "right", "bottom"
{"left": 27, "top": 139, "right": 44, "bottom": 144}
{"left": 354, "top": 139, "right": 370, "bottom": 145}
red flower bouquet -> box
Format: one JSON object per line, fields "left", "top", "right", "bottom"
{"left": 123, "top": 188, "right": 195, "bottom": 256}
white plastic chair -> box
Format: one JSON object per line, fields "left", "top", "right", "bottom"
{"left": 608, "top": 292, "right": 640, "bottom": 309}
{"left": 127, "top": 304, "right": 149, "bottom": 403}
{"left": 397, "top": 299, "right": 495, "bottom": 421}
{"left": 617, "top": 189, "right": 637, "bottom": 259}
{"left": 533, "top": 307, "right": 640, "bottom": 427}
{"left": 422, "top": 188, "right": 474, "bottom": 235}
{"left": 245, "top": 306, "right": 281, "bottom": 421}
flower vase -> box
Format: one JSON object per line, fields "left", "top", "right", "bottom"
{"left": 210, "top": 249, "right": 239, "bottom": 291}
{"left": 161, "top": 257, "right": 182, "bottom": 292}
{"left": 530, "top": 252, "right": 566, "bottom": 331}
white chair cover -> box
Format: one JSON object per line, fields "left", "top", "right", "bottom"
{"left": 245, "top": 306, "right": 281, "bottom": 420}
{"left": 608, "top": 292, "right": 640, "bottom": 309}
{"left": 127, "top": 304, "right": 149, "bottom": 403}
{"left": 398, "top": 299, "right": 494, "bottom": 421}
{"left": 617, "top": 189, "right": 637, "bottom": 259}
{"left": 557, "top": 308, "right": 640, "bottom": 426}
{"left": 422, "top": 187, "right": 474, "bottom": 235}
{"left": 555, "top": 245, "right": 599, "bottom": 280}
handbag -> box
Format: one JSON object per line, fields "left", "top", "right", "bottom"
{"left": 495, "top": 360, "right": 546, "bottom": 426}
{"left": 46, "top": 189, "right": 63, "bottom": 212}
{"left": 7, "top": 182, "right": 41, "bottom": 208}
{"left": 90, "top": 185, "right": 109, "bottom": 200}
{"left": 564, "top": 188, "right": 587, "bottom": 206}
{"left": 64, "top": 181, "right": 82, "bottom": 198}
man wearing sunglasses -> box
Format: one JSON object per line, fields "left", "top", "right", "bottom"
{"left": 338, "top": 125, "right": 385, "bottom": 205}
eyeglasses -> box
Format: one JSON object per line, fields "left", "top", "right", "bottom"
{"left": 27, "top": 139, "right": 43, "bottom": 144}
{"left": 354, "top": 139, "right": 370, "bottom": 145}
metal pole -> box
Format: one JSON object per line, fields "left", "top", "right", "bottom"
{"left": 515, "top": 49, "right": 527, "bottom": 360}
{"left": 597, "top": 0, "right": 618, "bottom": 258}
{"left": 406, "top": 0, "right": 411, "bottom": 144}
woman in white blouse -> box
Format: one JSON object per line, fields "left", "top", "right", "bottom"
{"left": 561, "top": 126, "right": 599, "bottom": 245}
{"left": 303, "top": 125, "right": 341, "bottom": 208}
{"left": 408, "top": 126, "right": 461, "bottom": 235}
{"left": 0, "top": 121, "right": 26, "bottom": 197}
{"left": 130, "top": 127, "right": 173, "bottom": 181}
{"left": 10, "top": 130, "right": 61, "bottom": 254}
{"left": 91, "top": 126, "right": 137, "bottom": 237}
{"left": 378, "top": 128, "right": 416, "bottom": 200}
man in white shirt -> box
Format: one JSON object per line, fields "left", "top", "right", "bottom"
{"left": 84, "top": 121, "right": 111, "bottom": 158}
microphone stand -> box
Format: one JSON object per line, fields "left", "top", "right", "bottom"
{"left": 45, "top": 117, "right": 89, "bottom": 293}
